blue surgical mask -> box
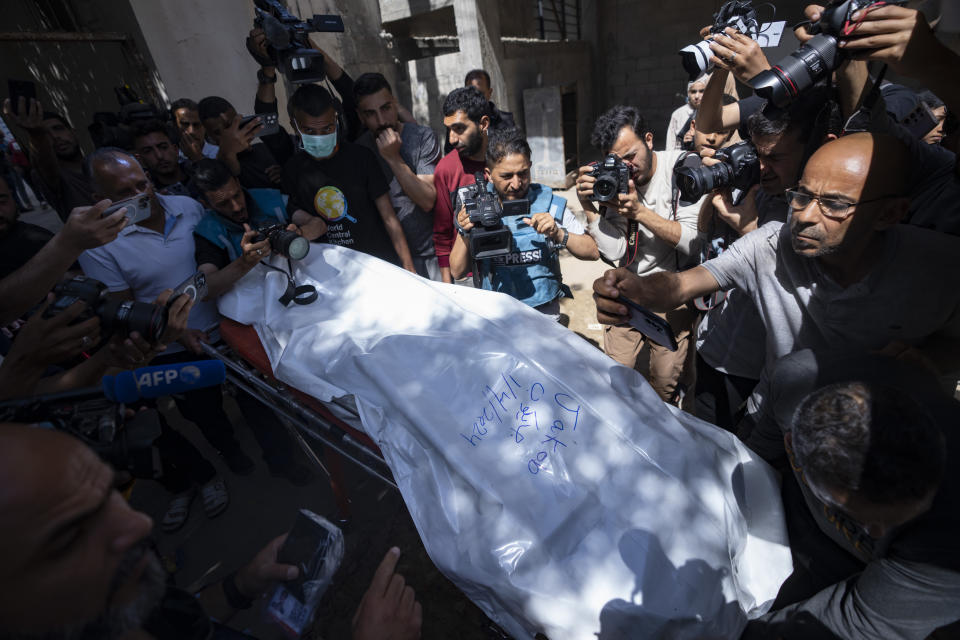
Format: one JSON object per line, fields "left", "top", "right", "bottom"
{"left": 297, "top": 123, "right": 338, "bottom": 159}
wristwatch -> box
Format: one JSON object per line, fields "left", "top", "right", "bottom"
{"left": 558, "top": 228, "right": 569, "bottom": 249}
{"left": 257, "top": 68, "right": 277, "bottom": 85}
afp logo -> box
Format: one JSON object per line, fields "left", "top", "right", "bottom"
{"left": 136, "top": 364, "right": 204, "bottom": 388}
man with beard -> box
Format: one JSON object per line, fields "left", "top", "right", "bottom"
{"left": 0, "top": 424, "right": 423, "bottom": 640}
{"left": 449, "top": 128, "right": 597, "bottom": 317}
{"left": 171, "top": 98, "right": 219, "bottom": 163}
{"left": 131, "top": 120, "right": 196, "bottom": 198}
{"left": 593, "top": 133, "right": 960, "bottom": 440}
{"left": 280, "top": 84, "right": 415, "bottom": 272}
{"left": 575, "top": 106, "right": 704, "bottom": 404}
{"left": 354, "top": 73, "right": 442, "bottom": 280}
{"left": 2, "top": 97, "right": 94, "bottom": 222}
{"left": 433, "top": 87, "right": 492, "bottom": 284}
{"left": 0, "top": 174, "right": 53, "bottom": 278}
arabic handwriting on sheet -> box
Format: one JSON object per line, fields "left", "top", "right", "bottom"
{"left": 461, "top": 372, "right": 584, "bottom": 477}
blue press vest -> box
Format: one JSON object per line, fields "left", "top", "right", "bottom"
{"left": 194, "top": 188, "right": 289, "bottom": 261}
{"left": 478, "top": 183, "right": 572, "bottom": 308}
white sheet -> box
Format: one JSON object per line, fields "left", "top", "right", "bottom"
{"left": 218, "top": 245, "right": 792, "bottom": 639}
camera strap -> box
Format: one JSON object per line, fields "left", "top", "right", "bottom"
{"left": 841, "top": 64, "right": 889, "bottom": 136}
{"left": 261, "top": 259, "right": 318, "bottom": 307}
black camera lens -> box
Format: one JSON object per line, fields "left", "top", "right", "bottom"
{"left": 100, "top": 299, "right": 168, "bottom": 343}
{"left": 594, "top": 176, "right": 619, "bottom": 202}
{"left": 271, "top": 230, "right": 310, "bottom": 260}
{"left": 751, "top": 34, "right": 840, "bottom": 108}
{"left": 675, "top": 164, "right": 731, "bottom": 202}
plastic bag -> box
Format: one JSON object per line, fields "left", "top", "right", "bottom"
{"left": 219, "top": 246, "right": 792, "bottom": 640}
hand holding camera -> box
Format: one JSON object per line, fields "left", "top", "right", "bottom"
{"left": 710, "top": 184, "right": 761, "bottom": 236}
{"left": 616, "top": 179, "right": 643, "bottom": 221}
{"left": 241, "top": 224, "right": 272, "bottom": 266}
{"left": 455, "top": 204, "right": 474, "bottom": 234}
{"left": 833, "top": 4, "right": 941, "bottom": 77}
{"left": 707, "top": 28, "right": 772, "bottom": 83}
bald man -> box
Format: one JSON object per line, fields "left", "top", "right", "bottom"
{"left": 0, "top": 424, "right": 423, "bottom": 639}
{"left": 593, "top": 132, "right": 960, "bottom": 443}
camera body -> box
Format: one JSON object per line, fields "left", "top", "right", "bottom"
{"left": 751, "top": 0, "right": 907, "bottom": 107}
{"left": 588, "top": 154, "right": 631, "bottom": 203}
{"left": 674, "top": 141, "right": 761, "bottom": 202}
{"left": 254, "top": 224, "right": 310, "bottom": 260}
{"left": 460, "top": 173, "right": 522, "bottom": 260}
{"left": 253, "top": 0, "right": 345, "bottom": 84}
{"left": 0, "top": 391, "right": 163, "bottom": 478}
{"left": 679, "top": 0, "right": 760, "bottom": 80}
{"left": 44, "top": 276, "right": 168, "bottom": 344}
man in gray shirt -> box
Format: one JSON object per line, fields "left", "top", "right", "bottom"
{"left": 593, "top": 132, "right": 960, "bottom": 431}
{"left": 354, "top": 73, "right": 442, "bottom": 280}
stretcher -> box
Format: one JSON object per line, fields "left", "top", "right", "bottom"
{"left": 202, "top": 318, "right": 397, "bottom": 522}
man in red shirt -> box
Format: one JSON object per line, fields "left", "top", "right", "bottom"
{"left": 432, "top": 87, "right": 491, "bottom": 283}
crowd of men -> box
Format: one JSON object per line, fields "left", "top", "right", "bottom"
{"left": 0, "top": 2, "right": 958, "bottom": 638}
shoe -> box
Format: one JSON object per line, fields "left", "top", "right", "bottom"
{"left": 162, "top": 489, "right": 195, "bottom": 532}
{"left": 222, "top": 448, "right": 255, "bottom": 475}
{"left": 200, "top": 477, "right": 229, "bottom": 518}
{"left": 269, "top": 461, "right": 315, "bottom": 487}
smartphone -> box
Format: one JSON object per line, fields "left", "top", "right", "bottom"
{"left": 277, "top": 510, "right": 334, "bottom": 603}
{"left": 239, "top": 112, "right": 280, "bottom": 137}
{"left": 617, "top": 295, "right": 678, "bottom": 352}
{"left": 102, "top": 193, "right": 152, "bottom": 224}
{"left": 167, "top": 271, "right": 207, "bottom": 307}
{"left": 900, "top": 101, "right": 939, "bottom": 140}
{"left": 7, "top": 79, "right": 36, "bottom": 115}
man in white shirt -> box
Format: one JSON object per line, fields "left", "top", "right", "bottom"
{"left": 665, "top": 76, "right": 708, "bottom": 151}
{"left": 576, "top": 106, "right": 704, "bottom": 402}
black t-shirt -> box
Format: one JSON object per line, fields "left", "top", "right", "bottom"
{"left": 0, "top": 221, "right": 54, "bottom": 278}
{"left": 281, "top": 143, "right": 398, "bottom": 265}
{"left": 237, "top": 142, "right": 281, "bottom": 190}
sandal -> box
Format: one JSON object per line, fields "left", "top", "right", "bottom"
{"left": 200, "top": 476, "right": 229, "bottom": 519}
{"left": 162, "top": 489, "right": 195, "bottom": 532}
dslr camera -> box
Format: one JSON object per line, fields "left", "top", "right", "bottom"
{"left": 0, "top": 390, "right": 163, "bottom": 478}
{"left": 679, "top": 0, "right": 760, "bottom": 80}
{"left": 751, "top": 0, "right": 907, "bottom": 107}
{"left": 674, "top": 141, "right": 761, "bottom": 202}
{"left": 253, "top": 0, "right": 345, "bottom": 84}
{"left": 588, "top": 154, "right": 631, "bottom": 203}
{"left": 88, "top": 86, "right": 168, "bottom": 149}
{"left": 254, "top": 224, "right": 310, "bottom": 260}
{"left": 45, "top": 276, "right": 168, "bottom": 345}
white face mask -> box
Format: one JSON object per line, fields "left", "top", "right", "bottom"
{"left": 296, "top": 123, "right": 338, "bottom": 159}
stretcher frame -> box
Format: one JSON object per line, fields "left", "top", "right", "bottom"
{"left": 201, "top": 319, "right": 397, "bottom": 521}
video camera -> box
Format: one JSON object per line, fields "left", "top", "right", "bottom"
{"left": 0, "top": 388, "right": 162, "bottom": 478}
{"left": 88, "top": 85, "right": 168, "bottom": 149}
{"left": 253, "top": 0, "right": 345, "bottom": 84}
{"left": 45, "top": 276, "right": 168, "bottom": 346}
{"left": 460, "top": 173, "right": 531, "bottom": 261}
{"left": 679, "top": 0, "right": 761, "bottom": 80}
{"left": 254, "top": 224, "right": 310, "bottom": 260}
{"left": 674, "top": 141, "right": 761, "bottom": 203}
{"left": 587, "top": 154, "right": 631, "bottom": 203}
{"left": 751, "top": 0, "right": 907, "bottom": 107}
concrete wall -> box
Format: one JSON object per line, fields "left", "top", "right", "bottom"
{"left": 0, "top": 0, "right": 163, "bottom": 152}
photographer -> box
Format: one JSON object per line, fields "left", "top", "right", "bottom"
{"left": 354, "top": 73, "right": 443, "bottom": 280}
{"left": 198, "top": 96, "right": 281, "bottom": 190}
{"left": 0, "top": 424, "right": 423, "bottom": 640}
{"left": 575, "top": 106, "right": 703, "bottom": 403}
{"left": 193, "top": 158, "right": 326, "bottom": 299}
{"left": 2, "top": 97, "right": 95, "bottom": 221}
{"left": 433, "top": 87, "right": 493, "bottom": 284}
{"left": 131, "top": 119, "right": 196, "bottom": 198}
{"left": 171, "top": 98, "right": 219, "bottom": 162}
{"left": 740, "top": 352, "right": 960, "bottom": 639}
{"left": 449, "top": 128, "right": 597, "bottom": 317}
{"left": 280, "top": 84, "right": 416, "bottom": 272}
{"left": 593, "top": 133, "right": 960, "bottom": 440}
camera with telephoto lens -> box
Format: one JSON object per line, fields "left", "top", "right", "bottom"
{"left": 254, "top": 224, "right": 310, "bottom": 260}
{"left": 253, "top": 0, "right": 345, "bottom": 84}
{"left": 588, "top": 154, "right": 631, "bottom": 203}
{"left": 679, "top": 0, "right": 760, "bottom": 80}
{"left": 88, "top": 85, "right": 168, "bottom": 149}
{"left": 751, "top": 0, "right": 907, "bottom": 107}
{"left": 674, "top": 141, "right": 761, "bottom": 202}
{"left": 459, "top": 172, "right": 520, "bottom": 260}
{"left": 44, "top": 276, "right": 168, "bottom": 344}
{"left": 0, "top": 391, "right": 163, "bottom": 478}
